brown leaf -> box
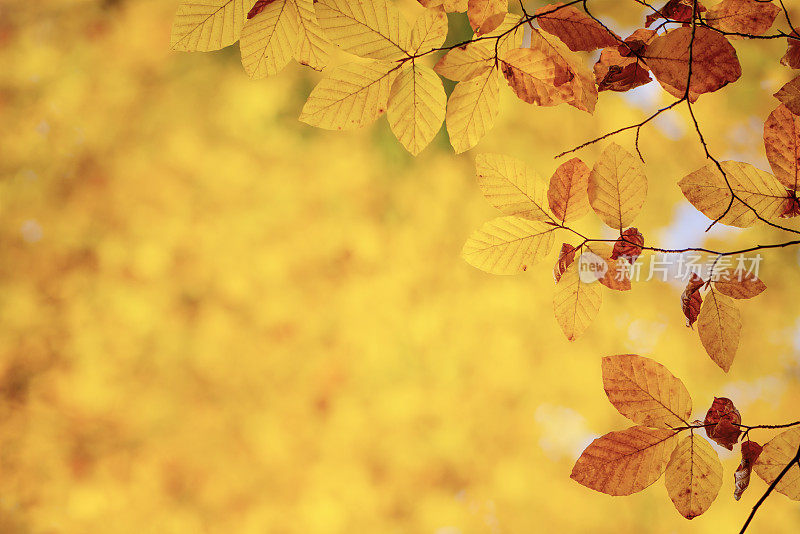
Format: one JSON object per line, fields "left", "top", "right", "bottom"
{"left": 611, "top": 227, "right": 644, "bottom": 263}
{"left": 781, "top": 32, "right": 800, "bottom": 69}
{"left": 499, "top": 47, "right": 573, "bottom": 105}
{"left": 547, "top": 157, "right": 591, "bottom": 223}
{"left": 467, "top": 0, "right": 508, "bottom": 34}
{"left": 643, "top": 27, "right": 741, "bottom": 102}
{"left": 734, "top": 440, "right": 763, "bottom": 501}
{"left": 712, "top": 269, "right": 766, "bottom": 299}
{"left": 706, "top": 0, "right": 779, "bottom": 36}
{"left": 601, "top": 354, "right": 693, "bottom": 428}
{"left": 529, "top": 30, "right": 599, "bottom": 113}
{"left": 774, "top": 76, "right": 800, "bottom": 116}
{"left": 681, "top": 273, "right": 705, "bottom": 327}
{"left": 536, "top": 2, "right": 619, "bottom": 52}
{"left": 618, "top": 28, "right": 657, "bottom": 57}
{"left": 646, "top": 0, "right": 706, "bottom": 27}
{"left": 553, "top": 243, "right": 577, "bottom": 283}
{"left": 764, "top": 104, "right": 800, "bottom": 190}
{"left": 704, "top": 397, "right": 742, "bottom": 450}
{"left": 587, "top": 243, "right": 632, "bottom": 292}
{"left": 595, "top": 50, "right": 652, "bottom": 92}
{"left": 248, "top": 0, "right": 278, "bottom": 19}
{"left": 782, "top": 193, "right": 800, "bottom": 217}
{"left": 571, "top": 426, "right": 679, "bottom": 496}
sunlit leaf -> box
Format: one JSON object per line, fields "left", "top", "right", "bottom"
{"left": 387, "top": 64, "right": 446, "bottom": 155}
{"left": 664, "top": 435, "right": 723, "bottom": 519}
{"left": 696, "top": 291, "right": 741, "bottom": 372}
{"left": 536, "top": 2, "right": 619, "bottom": 52}
{"left": 547, "top": 157, "right": 591, "bottom": 223}
{"left": 553, "top": 261, "right": 602, "bottom": 340}
{"left": 462, "top": 216, "right": 556, "bottom": 274}
{"left": 316, "top": 0, "right": 412, "bottom": 60}
{"left": 475, "top": 153, "right": 551, "bottom": 220}
{"left": 240, "top": 0, "right": 300, "bottom": 79}
{"left": 764, "top": 103, "right": 800, "bottom": 190}
{"left": 295, "top": 0, "right": 331, "bottom": 70}
{"left": 587, "top": 143, "right": 647, "bottom": 230}
{"left": 411, "top": 6, "right": 448, "bottom": 55}
{"left": 170, "top": 0, "right": 250, "bottom": 52}
{"left": 754, "top": 427, "right": 800, "bottom": 500}
{"left": 446, "top": 69, "right": 501, "bottom": 153}
{"left": 705, "top": 0, "right": 779, "bottom": 36}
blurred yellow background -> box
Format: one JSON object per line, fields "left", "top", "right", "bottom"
{"left": 1, "top": 1, "right": 799, "bottom": 532}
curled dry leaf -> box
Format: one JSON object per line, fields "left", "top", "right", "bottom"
{"left": 681, "top": 273, "right": 705, "bottom": 327}
{"left": 753, "top": 426, "right": 800, "bottom": 500}
{"left": 475, "top": 153, "right": 550, "bottom": 220}
{"left": 601, "top": 354, "right": 692, "bottom": 428}
{"left": 553, "top": 243, "right": 577, "bottom": 283}
{"left": 570, "top": 426, "right": 679, "bottom": 496}
{"left": 594, "top": 49, "right": 652, "bottom": 92}
{"left": 588, "top": 143, "right": 648, "bottom": 230}
{"left": 248, "top": 0, "right": 275, "bottom": 19}
{"left": 467, "top": 0, "right": 508, "bottom": 35}
{"left": 553, "top": 260, "right": 602, "bottom": 340}
{"left": 664, "top": 434, "right": 723, "bottom": 519}
{"left": 611, "top": 227, "right": 644, "bottom": 263}
{"left": 705, "top": 0, "right": 779, "bottom": 36}
{"left": 781, "top": 32, "right": 800, "bottom": 69}
{"left": 704, "top": 397, "right": 742, "bottom": 450}
{"left": 678, "top": 160, "right": 788, "bottom": 227}
{"left": 783, "top": 194, "right": 800, "bottom": 218}
{"left": 645, "top": 0, "right": 706, "bottom": 27}
{"left": 764, "top": 104, "right": 800, "bottom": 190}
{"left": 535, "top": 2, "right": 619, "bottom": 52}
{"left": 712, "top": 269, "right": 766, "bottom": 299}
{"left": 774, "top": 76, "right": 800, "bottom": 116}
{"left": 697, "top": 290, "right": 741, "bottom": 372}
{"left": 643, "top": 27, "right": 741, "bottom": 102}
{"left": 547, "top": 157, "right": 591, "bottom": 223}
{"left": 734, "top": 440, "right": 763, "bottom": 501}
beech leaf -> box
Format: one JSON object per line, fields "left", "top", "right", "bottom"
{"left": 547, "top": 157, "right": 592, "bottom": 223}
{"left": 462, "top": 216, "right": 556, "bottom": 274}
{"left": 712, "top": 269, "right": 767, "bottom": 299}
{"left": 387, "top": 64, "right": 446, "bottom": 155}
{"left": 587, "top": 143, "right": 648, "bottom": 230}
{"left": 536, "top": 2, "right": 620, "bottom": 52}
{"left": 734, "top": 440, "right": 763, "bottom": 501}
{"left": 316, "top": 0, "right": 412, "bottom": 60}
{"left": 764, "top": 103, "right": 800, "bottom": 190}
{"left": 239, "top": 0, "right": 300, "bottom": 79}
{"left": 446, "top": 69, "right": 501, "bottom": 153}
{"left": 704, "top": 397, "right": 742, "bottom": 450}
{"left": 170, "top": 0, "right": 250, "bottom": 52}
{"left": 753, "top": 427, "right": 800, "bottom": 500}
{"left": 705, "top": 0, "right": 779, "bottom": 36}
{"left": 697, "top": 291, "right": 741, "bottom": 372}
{"left": 467, "top": 0, "right": 508, "bottom": 35}
{"left": 553, "top": 261, "right": 602, "bottom": 340}
{"left": 664, "top": 435, "right": 723, "bottom": 519}
{"left": 475, "top": 153, "right": 551, "bottom": 220}
{"left": 774, "top": 76, "right": 800, "bottom": 116}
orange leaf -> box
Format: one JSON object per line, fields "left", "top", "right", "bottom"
{"left": 705, "top": 0, "right": 779, "bottom": 36}
{"left": 664, "top": 434, "right": 723, "bottom": 519}
{"left": 781, "top": 32, "right": 800, "bottom": 69}
{"left": 536, "top": 2, "right": 619, "bottom": 52}
{"left": 704, "top": 397, "right": 742, "bottom": 450}
{"left": 764, "top": 104, "right": 800, "bottom": 190}
{"left": 712, "top": 269, "right": 766, "bottom": 299}
{"left": 734, "top": 440, "right": 763, "bottom": 501}
{"left": 571, "top": 426, "right": 679, "bottom": 496}
{"left": 753, "top": 427, "right": 800, "bottom": 500}
{"left": 499, "top": 47, "right": 573, "bottom": 106}
{"left": 643, "top": 27, "right": 741, "bottom": 102}
{"left": 594, "top": 49, "right": 652, "bottom": 92}
{"left": 547, "top": 157, "right": 591, "bottom": 223}
{"left": 601, "top": 354, "right": 692, "bottom": 428}
{"left": 611, "top": 227, "right": 644, "bottom": 263}
{"left": 467, "top": 0, "right": 507, "bottom": 34}
{"left": 646, "top": 0, "right": 706, "bottom": 27}
{"left": 774, "top": 76, "right": 800, "bottom": 116}
{"left": 553, "top": 243, "right": 577, "bottom": 283}
{"left": 681, "top": 273, "right": 705, "bottom": 327}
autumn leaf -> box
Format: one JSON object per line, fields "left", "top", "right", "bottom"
{"left": 467, "top": 0, "right": 508, "bottom": 34}
{"left": 294, "top": 0, "right": 330, "bottom": 70}
{"left": 618, "top": 28, "right": 657, "bottom": 57}
{"left": 316, "top": 0, "right": 412, "bottom": 60}
{"left": 705, "top": 0, "right": 779, "bottom": 36}
{"left": 462, "top": 216, "right": 556, "bottom": 274}
{"left": 611, "top": 228, "right": 644, "bottom": 263}
{"left": 681, "top": 273, "right": 705, "bottom": 327}
{"left": 248, "top": 0, "right": 275, "bottom": 19}
{"left": 547, "top": 157, "right": 591, "bottom": 223}
{"left": 570, "top": 426, "right": 678, "bottom": 496}
{"left": 529, "top": 30, "right": 598, "bottom": 113}
{"left": 774, "top": 76, "right": 800, "bottom": 116}
{"left": 170, "top": 0, "right": 250, "bottom": 52}
{"left": 299, "top": 61, "right": 398, "bottom": 130}
{"left": 553, "top": 260, "right": 602, "bottom": 340}
{"left": 664, "top": 434, "right": 723, "bottom": 519}
{"left": 697, "top": 290, "right": 741, "bottom": 372}
{"left": 704, "top": 397, "right": 742, "bottom": 449}
{"left": 586, "top": 243, "right": 632, "bottom": 291}
{"left": 240, "top": 0, "right": 300, "bottom": 79}
{"left": 553, "top": 243, "right": 577, "bottom": 283}
{"left": 678, "top": 160, "right": 788, "bottom": 227}
{"left": 594, "top": 49, "right": 652, "bottom": 92}
{"left": 782, "top": 33, "right": 800, "bottom": 69}
{"left": 446, "top": 69, "right": 501, "bottom": 153}
{"left": 483, "top": 13, "right": 526, "bottom": 54}
{"left": 601, "top": 354, "right": 692, "bottom": 428}
{"left": 498, "top": 47, "right": 573, "bottom": 106}
{"left": 387, "top": 63, "right": 446, "bottom": 155}
{"left": 734, "top": 440, "right": 763, "bottom": 501}
{"left": 475, "top": 153, "right": 551, "bottom": 220}
{"left": 643, "top": 27, "right": 741, "bottom": 102}
{"left": 754, "top": 427, "right": 800, "bottom": 500}
{"left": 712, "top": 269, "right": 766, "bottom": 299}
{"left": 536, "top": 2, "right": 619, "bottom": 52}
{"left": 410, "top": 6, "right": 448, "bottom": 55}
{"left": 764, "top": 104, "right": 800, "bottom": 190}
{"left": 587, "top": 143, "right": 648, "bottom": 230}
{"left": 434, "top": 42, "right": 494, "bottom": 81}
{"left": 645, "top": 0, "right": 706, "bottom": 27}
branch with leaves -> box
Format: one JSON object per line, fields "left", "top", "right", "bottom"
{"left": 572, "top": 354, "right": 800, "bottom": 532}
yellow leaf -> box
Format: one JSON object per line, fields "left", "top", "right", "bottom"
{"left": 553, "top": 261, "right": 602, "bottom": 341}
{"left": 483, "top": 13, "right": 525, "bottom": 54}
{"left": 240, "top": 0, "right": 300, "bottom": 79}
{"left": 474, "top": 153, "right": 550, "bottom": 220}
{"left": 411, "top": 6, "right": 448, "bottom": 55}
{"left": 446, "top": 69, "right": 500, "bottom": 153}
{"left": 170, "top": 0, "right": 249, "bottom": 52}
{"left": 697, "top": 289, "right": 741, "bottom": 372}
{"left": 387, "top": 64, "right": 446, "bottom": 155}
{"left": 754, "top": 427, "right": 800, "bottom": 500}
{"left": 588, "top": 143, "right": 647, "bottom": 230}
{"left": 764, "top": 104, "right": 800, "bottom": 190}
{"left": 434, "top": 42, "right": 494, "bottom": 81}
{"left": 547, "top": 157, "right": 591, "bottom": 223}
{"left": 300, "top": 61, "right": 398, "bottom": 130}
{"left": 316, "top": 0, "right": 412, "bottom": 60}
{"left": 664, "top": 435, "right": 723, "bottom": 519}
{"left": 462, "top": 216, "right": 556, "bottom": 274}
{"left": 295, "top": 0, "right": 331, "bottom": 70}
{"left": 498, "top": 47, "right": 572, "bottom": 106}
{"left": 571, "top": 426, "right": 679, "bottom": 496}
{"left": 531, "top": 30, "right": 598, "bottom": 113}
{"left": 712, "top": 270, "right": 767, "bottom": 299}
{"left": 467, "top": 0, "right": 508, "bottom": 34}
{"left": 678, "top": 160, "right": 788, "bottom": 228}
{"left": 601, "top": 354, "right": 692, "bottom": 428}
